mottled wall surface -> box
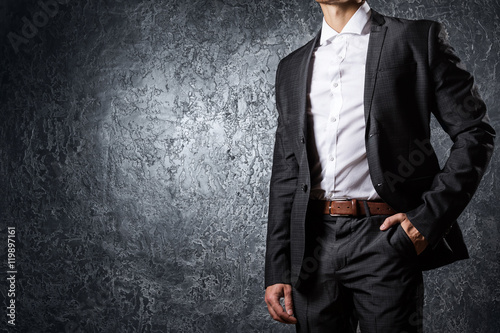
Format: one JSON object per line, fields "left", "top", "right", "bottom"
{"left": 0, "top": 0, "right": 498, "bottom": 332}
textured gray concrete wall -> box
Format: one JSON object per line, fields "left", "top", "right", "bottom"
{"left": 0, "top": 0, "right": 498, "bottom": 332}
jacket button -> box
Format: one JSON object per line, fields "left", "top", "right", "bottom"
{"left": 301, "top": 184, "right": 308, "bottom": 192}
{"left": 444, "top": 225, "right": 452, "bottom": 236}
{"left": 300, "top": 136, "right": 305, "bottom": 144}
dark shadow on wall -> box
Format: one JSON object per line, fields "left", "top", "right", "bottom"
{"left": 0, "top": 0, "right": 499, "bottom": 332}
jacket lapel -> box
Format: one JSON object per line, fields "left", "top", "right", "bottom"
{"left": 364, "top": 10, "right": 387, "bottom": 122}
{"left": 296, "top": 33, "right": 321, "bottom": 142}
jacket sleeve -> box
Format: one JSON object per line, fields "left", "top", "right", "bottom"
{"left": 406, "top": 22, "right": 496, "bottom": 247}
{"left": 265, "top": 63, "right": 299, "bottom": 287}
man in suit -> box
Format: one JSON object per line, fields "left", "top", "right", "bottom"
{"left": 264, "top": 0, "right": 495, "bottom": 332}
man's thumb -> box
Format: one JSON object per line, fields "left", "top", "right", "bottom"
{"left": 284, "top": 287, "right": 294, "bottom": 315}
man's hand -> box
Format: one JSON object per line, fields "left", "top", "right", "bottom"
{"left": 265, "top": 283, "right": 297, "bottom": 324}
{"left": 380, "top": 213, "right": 428, "bottom": 255}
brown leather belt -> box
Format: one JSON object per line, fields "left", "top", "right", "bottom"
{"left": 313, "top": 199, "right": 396, "bottom": 217}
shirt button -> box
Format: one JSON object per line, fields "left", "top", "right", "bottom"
{"left": 333, "top": 83, "right": 338, "bottom": 88}
{"left": 329, "top": 155, "right": 335, "bottom": 161}
{"left": 330, "top": 117, "right": 337, "bottom": 122}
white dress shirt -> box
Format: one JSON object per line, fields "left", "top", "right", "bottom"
{"left": 307, "top": 2, "right": 380, "bottom": 201}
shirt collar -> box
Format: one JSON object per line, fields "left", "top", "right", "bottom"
{"left": 320, "top": 2, "right": 372, "bottom": 45}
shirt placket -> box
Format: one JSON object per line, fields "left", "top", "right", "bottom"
{"left": 325, "top": 35, "right": 347, "bottom": 200}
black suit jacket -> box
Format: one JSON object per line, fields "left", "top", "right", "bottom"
{"left": 265, "top": 10, "right": 495, "bottom": 288}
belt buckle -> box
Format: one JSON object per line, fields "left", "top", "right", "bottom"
{"left": 328, "top": 198, "right": 358, "bottom": 217}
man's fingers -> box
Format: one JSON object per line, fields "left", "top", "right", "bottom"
{"left": 265, "top": 284, "right": 298, "bottom": 324}
{"left": 265, "top": 291, "right": 286, "bottom": 323}
{"left": 266, "top": 301, "right": 286, "bottom": 324}
{"left": 269, "top": 293, "right": 297, "bottom": 324}
{"left": 380, "top": 213, "right": 407, "bottom": 230}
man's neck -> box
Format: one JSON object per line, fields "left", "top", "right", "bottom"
{"left": 319, "top": 1, "right": 364, "bottom": 33}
